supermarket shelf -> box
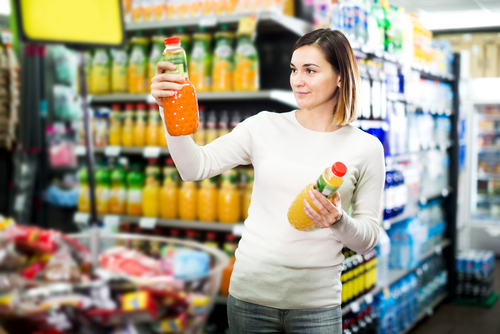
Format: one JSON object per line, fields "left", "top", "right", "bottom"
{"left": 479, "top": 146, "right": 500, "bottom": 153}
{"left": 125, "top": 13, "right": 311, "bottom": 36}
{"left": 382, "top": 208, "right": 419, "bottom": 230}
{"left": 90, "top": 90, "right": 297, "bottom": 108}
{"left": 400, "top": 293, "right": 448, "bottom": 334}
{"left": 75, "top": 145, "right": 170, "bottom": 157}
{"left": 420, "top": 187, "right": 453, "bottom": 205}
{"left": 478, "top": 173, "right": 500, "bottom": 180}
{"left": 340, "top": 239, "right": 450, "bottom": 316}
{"left": 478, "top": 131, "right": 500, "bottom": 136}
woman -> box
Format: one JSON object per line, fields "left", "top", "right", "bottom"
{"left": 151, "top": 28, "right": 385, "bottom": 334}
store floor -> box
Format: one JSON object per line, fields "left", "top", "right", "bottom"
{"left": 411, "top": 258, "right": 500, "bottom": 334}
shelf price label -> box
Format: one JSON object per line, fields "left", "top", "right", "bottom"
{"left": 364, "top": 293, "right": 373, "bottom": 305}
{"left": 103, "top": 215, "right": 121, "bottom": 226}
{"left": 75, "top": 146, "right": 86, "bottom": 156}
{"left": 105, "top": 146, "right": 121, "bottom": 157}
{"left": 199, "top": 16, "right": 217, "bottom": 27}
{"left": 139, "top": 218, "right": 157, "bottom": 229}
{"left": 349, "top": 301, "right": 360, "bottom": 313}
{"left": 74, "top": 212, "right": 90, "bottom": 224}
{"left": 143, "top": 146, "right": 161, "bottom": 158}
{"left": 238, "top": 14, "right": 258, "bottom": 34}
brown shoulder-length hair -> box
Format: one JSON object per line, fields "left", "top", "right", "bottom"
{"left": 292, "top": 29, "right": 359, "bottom": 126}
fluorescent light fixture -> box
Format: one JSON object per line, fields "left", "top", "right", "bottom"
{"left": 419, "top": 10, "right": 500, "bottom": 31}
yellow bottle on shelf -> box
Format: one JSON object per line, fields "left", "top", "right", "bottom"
{"left": 241, "top": 168, "right": 254, "bottom": 220}
{"left": 287, "top": 162, "right": 347, "bottom": 231}
{"left": 90, "top": 49, "right": 111, "bottom": 94}
{"left": 147, "top": 103, "right": 161, "bottom": 146}
{"left": 108, "top": 104, "right": 122, "bottom": 146}
{"left": 148, "top": 31, "right": 167, "bottom": 85}
{"left": 78, "top": 169, "right": 90, "bottom": 212}
{"left": 128, "top": 34, "right": 150, "bottom": 93}
{"left": 179, "top": 180, "right": 198, "bottom": 221}
{"left": 133, "top": 103, "right": 147, "bottom": 146}
{"left": 198, "top": 177, "right": 218, "bottom": 222}
{"left": 95, "top": 164, "right": 111, "bottom": 214}
{"left": 142, "top": 158, "right": 161, "bottom": 217}
{"left": 111, "top": 48, "right": 128, "bottom": 93}
{"left": 160, "top": 158, "right": 179, "bottom": 219}
{"left": 234, "top": 32, "right": 259, "bottom": 91}
{"left": 189, "top": 30, "right": 212, "bottom": 92}
{"left": 212, "top": 27, "right": 234, "bottom": 92}
{"left": 109, "top": 159, "right": 127, "bottom": 215}
{"left": 218, "top": 169, "right": 241, "bottom": 223}
{"left": 127, "top": 163, "right": 144, "bottom": 216}
{"left": 122, "top": 103, "right": 135, "bottom": 147}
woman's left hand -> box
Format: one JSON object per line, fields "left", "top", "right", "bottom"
{"left": 303, "top": 189, "right": 343, "bottom": 229}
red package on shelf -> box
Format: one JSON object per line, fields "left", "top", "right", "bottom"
{"left": 13, "top": 226, "right": 58, "bottom": 254}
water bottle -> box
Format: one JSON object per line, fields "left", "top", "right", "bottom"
{"left": 376, "top": 228, "right": 391, "bottom": 286}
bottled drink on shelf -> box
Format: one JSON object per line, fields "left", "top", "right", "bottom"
{"left": 212, "top": 25, "right": 234, "bottom": 92}
{"left": 111, "top": 48, "right": 128, "bottom": 93}
{"left": 162, "top": 36, "right": 200, "bottom": 136}
{"left": 218, "top": 169, "right": 241, "bottom": 223}
{"left": 230, "top": 110, "right": 241, "bottom": 131}
{"left": 90, "top": 49, "right": 111, "bottom": 94}
{"left": 122, "top": 103, "right": 135, "bottom": 147}
{"left": 109, "top": 159, "right": 127, "bottom": 215}
{"left": 160, "top": 158, "right": 179, "bottom": 219}
{"left": 128, "top": 33, "right": 149, "bottom": 94}
{"left": 94, "top": 109, "right": 109, "bottom": 147}
{"left": 95, "top": 163, "right": 111, "bottom": 214}
{"left": 198, "top": 177, "right": 218, "bottom": 222}
{"left": 147, "top": 103, "right": 161, "bottom": 146}
{"left": 194, "top": 106, "right": 206, "bottom": 146}
{"left": 189, "top": 29, "right": 212, "bottom": 93}
{"left": 220, "top": 233, "right": 238, "bottom": 296}
{"left": 142, "top": 158, "right": 161, "bottom": 217}
{"left": 375, "top": 228, "right": 390, "bottom": 286}
{"left": 287, "top": 162, "right": 347, "bottom": 231}
{"left": 134, "top": 103, "right": 147, "bottom": 146}
{"left": 127, "top": 163, "right": 144, "bottom": 216}
{"left": 108, "top": 104, "right": 122, "bottom": 146}
{"left": 217, "top": 110, "right": 230, "bottom": 138}
{"left": 234, "top": 32, "right": 259, "bottom": 92}
{"left": 78, "top": 168, "right": 90, "bottom": 212}
{"left": 204, "top": 231, "right": 219, "bottom": 249}
{"left": 383, "top": 170, "right": 394, "bottom": 220}
{"left": 148, "top": 30, "right": 167, "bottom": 85}
{"left": 241, "top": 168, "right": 254, "bottom": 220}
{"left": 205, "top": 110, "right": 218, "bottom": 144}
{"left": 179, "top": 181, "right": 198, "bottom": 220}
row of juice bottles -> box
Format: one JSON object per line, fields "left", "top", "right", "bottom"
{"left": 116, "top": 223, "right": 239, "bottom": 297}
{"left": 342, "top": 304, "right": 379, "bottom": 334}
{"left": 78, "top": 157, "right": 253, "bottom": 223}
{"left": 124, "top": 0, "right": 287, "bottom": 22}
{"left": 341, "top": 247, "right": 378, "bottom": 305}
{"left": 87, "top": 25, "right": 259, "bottom": 95}
{"left": 86, "top": 103, "right": 248, "bottom": 148}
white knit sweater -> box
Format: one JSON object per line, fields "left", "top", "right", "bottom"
{"left": 161, "top": 109, "right": 385, "bottom": 309}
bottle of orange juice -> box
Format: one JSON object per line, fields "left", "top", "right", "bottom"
{"left": 212, "top": 26, "right": 234, "bottom": 92}
{"left": 160, "top": 158, "right": 179, "bottom": 219}
{"left": 108, "top": 104, "right": 122, "bottom": 146}
{"left": 189, "top": 29, "right": 212, "bottom": 93}
{"left": 220, "top": 233, "right": 238, "bottom": 296}
{"left": 198, "top": 176, "right": 218, "bottom": 222}
{"left": 287, "top": 162, "right": 347, "bottom": 231}
{"left": 179, "top": 180, "right": 198, "bottom": 221}
{"left": 95, "top": 163, "right": 111, "bottom": 214}
{"left": 142, "top": 158, "right": 161, "bottom": 217}
{"left": 90, "top": 49, "right": 111, "bottom": 94}
{"left": 121, "top": 103, "right": 135, "bottom": 147}
{"left": 218, "top": 169, "right": 241, "bottom": 223}
{"left": 205, "top": 110, "right": 218, "bottom": 144}
{"left": 134, "top": 103, "right": 147, "bottom": 146}
{"left": 109, "top": 160, "right": 127, "bottom": 215}
{"left": 234, "top": 32, "right": 259, "bottom": 91}
{"left": 146, "top": 103, "right": 160, "bottom": 146}
{"left": 127, "top": 163, "right": 144, "bottom": 216}
{"left": 111, "top": 48, "right": 128, "bottom": 93}
{"left": 128, "top": 33, "right": 150, "bottom": 93}
{"left": 241, "top": 168, "right": 254, "bottom": 220}
{"left": 148, "top": 30, "right": 167, "bottom": 85}
{"left": 78, "top": 168, "right": 90, "bottom": 212}
{"left": 161, "top": 37, "right": 200, "bottom": 136}
{"left": 150, "top": 103, "right": 167, "bottom": 147}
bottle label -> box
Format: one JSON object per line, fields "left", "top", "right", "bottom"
{"left": 315, "top": 174, "right": 339, "bottom": 198}
{"left": 164, "top": 51, "right": 187, "bottom": 77}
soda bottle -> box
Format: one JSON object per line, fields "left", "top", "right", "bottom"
{"left": 160, "top": 158, "right": 179, "bottom": 219}
{"left": 161, "top": 37, "right": 200, "bottom": 136}
{"left": 142, "top": 158, "right": 161, "bottom": 217}
{"left": 241, "top": 168, "right": 254, "bottom": 220}
{"left": 287, "top": 162, "right": 347, "bottom": 231}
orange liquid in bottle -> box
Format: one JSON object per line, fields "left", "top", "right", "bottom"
{"left": 179, "top": 181, "right": 198, "bottom": 220}
{"left": 198, "top": 177, "right": 218, "bottom": 222}
{"left": 218, "top": 170, "right": 241, "bottom": 223}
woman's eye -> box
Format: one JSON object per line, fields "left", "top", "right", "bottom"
{"left": 290, "top": 68, "right": 297, "bottom": 73}
{"left": 307, "top": 69, "right": 315, "bottom": 74}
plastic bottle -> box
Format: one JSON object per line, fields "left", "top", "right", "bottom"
{"left": 204, "top": 231, "right": 219, "bottom": 249}
{"left": 189, "top": 29, "right": 212, "bottom": 92}
{"left": 179, "top": 180, "right": 198, "bottom": 220}
{"left": 142, "top": 158, "right": 161, "bottom": 217}
{"left": 148, "top": 29, "right": 167, "bottom": 85}
{"left": 78, "top": 168, "right": 90, "bottom": 212}
{"left": 147, "top": 103, "right": 161, "bottom": 146}
{"left": 160, "top": 158, "right": 179, "bottom": 219}
{"left": 111, "top": 48, "right": 128, "bottom": 93}
{"left": 383, "top": 170, "right": 394, "bottom": 220}
{"left": 90, "top": 49, "right": 111, "bottom": 94}
{"left": 198, "top": 177, "right": 218, "bottom": 222}
{"left": 234, "top": 32, "right": 259, "bottom": 91}
{"left": 194, "top": 106, "right": 206, "bottom": 146}
{"left": 134, "top": 103, "right": 147, "bottom": 146}
{"left": 109, "top": 160, "right": 127, "bottom": 215}
{"left": 175, "top": 27, "right": 192, "bottom": 65}
{"left": 212, "top": 25, "right": 234, "bottom": 92}
{"left": 220, "top": 233, "right": 238, "bottom": 296}
{"left": 127, "top": 163, "right": 144, "bottom": 216}
{"left": 218, "top": 169, "right": 241, "bottom": 223}
{"left": 241, "top": 168, "right": 254, "bottom": 220}
{"left": 122, "top": 103, "right": 135, "bottom": 147}
{"left": 205, "top": 110, "right": 218, "bottom": 144}
{"left": 162, "top": 36, "right": 200, "bottom": 136}
{"left": 95, "top": 163, "right": 111, "bottom": 214}
{"left": 371, "top": 0, "right": 387, "bottom": 53}
{"left": 376, "top": 228, "right": 391, "bottom": 286}
{"left": 217, "top": 110, "right": 230, "bottom": 138}
{"left": 287, "top": 162, "right": 347, "bottom": 231}
{"left": 108, "top": 104, "right": 122, "bottom": 146}
{"left": 128, "top": 33, "right": 150, "bottom": 93}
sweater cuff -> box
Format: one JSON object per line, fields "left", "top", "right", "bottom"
{"left": 330, "top": 210, "right": 350, "bottom": 230}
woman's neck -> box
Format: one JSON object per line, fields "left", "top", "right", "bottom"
{"left": 296, "top": 108, "right": 343, "bottom": 132}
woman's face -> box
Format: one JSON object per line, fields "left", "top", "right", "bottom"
{"left": 290, "top": 45, "right": 341, "bottom": 112}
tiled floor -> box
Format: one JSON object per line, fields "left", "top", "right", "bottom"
{"left": 411, "top": 259, "right": 500, "bottom": 334}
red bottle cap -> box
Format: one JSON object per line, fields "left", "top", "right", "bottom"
{"left": 206, "top": 232, "right": 217, "bottom": 240}
{"left": 125, "top": 103, "right": 134, "bottom": 110}
{"left": 331, "top": 162, "right": 347, "bottom": 177}
{"left": 111, "top": 103, "right": 121, "bottom": 110}
{"left": 165, "top": 37, "right": 180, "bottom": 45}
{"left": 149, "top": 103, "right": 158, "bottom": 110}
{"left": 165, "top": 157, "right": 174, "bottom": 165}
{"left": 137, "top": 103, "right": 146, "bottom": 110}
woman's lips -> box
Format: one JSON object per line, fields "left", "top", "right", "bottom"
{"left": 295, "top": 92, "right": 309, "bottom": 97}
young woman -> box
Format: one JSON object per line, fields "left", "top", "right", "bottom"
{"left": 151, "top": 28, "right": 385, "bottom": 334}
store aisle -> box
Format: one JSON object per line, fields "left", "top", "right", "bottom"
{"left": 411, "top": 259, "right": 500, "bottom": 334}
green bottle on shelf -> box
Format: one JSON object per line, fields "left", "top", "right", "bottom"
{"left": 127, "top": 163, "right": 144, "bottom": 216}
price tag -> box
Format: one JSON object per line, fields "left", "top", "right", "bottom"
{"left": 143, "top": 146, "right": 161, "bottom": 158}
{"left": 419, "top": 196, "right": 427, "bottom": 205}
{"left": 383, "top": 221, "right": 391, "bottom": 230}
{"left": 139, "top": 218, "right": 157, "bottom": 229}
{"left": 350, "top": 301, "right": 360, "bottom": 313}
{"left": 232, "top": 224, "right": 245, "bottom": 236}
{"left": 426, "top": 307, "right": 434, "bottom": 316}
{"left": 199, "top": 16, "right": 217, "bottom": 27}
{"left": 364, "top": 293, "right": 373, "bottom": 305}
{"left": 238, "top": 14, "right": 258, "bottom": 34}
{"left": 441, "top": 188, "right": 449, "bottom": 197}
{"left": 74, "top": 212, "right": 90, "bottom": 224}
{"left": 103, "top": 215, "right": 120, "bottom": 226}
{"left": 105, "top": 146, "right": 121, "bottom": 157}
{"left": 435, "top": 245, "right": 443, "bottom": 255}
{"left": 75, "top": 146, "right": 86, "bottom": 156}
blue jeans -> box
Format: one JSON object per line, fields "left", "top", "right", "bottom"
{"left": 227, "top": 294, "right": 342, "bottom": 334}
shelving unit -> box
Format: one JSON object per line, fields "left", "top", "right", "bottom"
{"left": 399, "top": 293, "right": 449, "bottom": 334}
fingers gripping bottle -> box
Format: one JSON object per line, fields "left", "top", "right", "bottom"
{"left": 161, "top": 37, "right": 200, "bottom": 136}
{"left": 287, "top": 162, "right": 347, "bottom": 231}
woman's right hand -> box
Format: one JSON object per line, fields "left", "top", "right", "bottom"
{"left": 151, "top": 61, "right": 187, "bottom": 108}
